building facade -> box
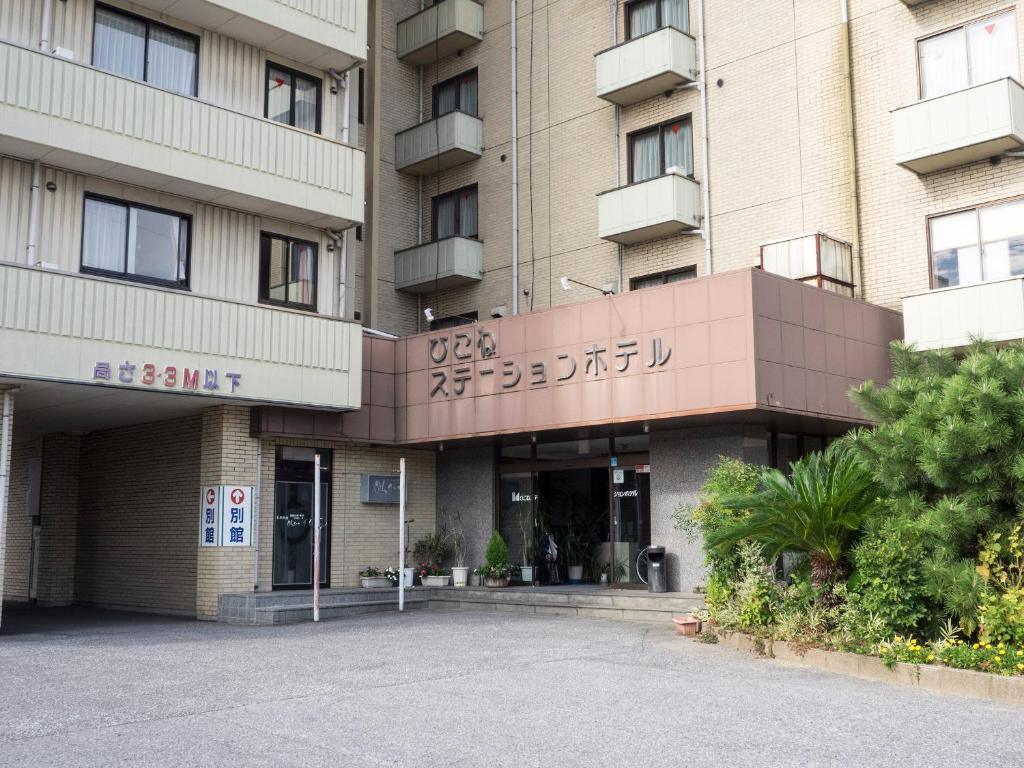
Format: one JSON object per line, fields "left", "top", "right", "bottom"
{"left": 3, "top": 0, "right": 1022, "bottom": 622}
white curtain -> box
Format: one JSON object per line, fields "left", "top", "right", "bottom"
{"left": 435, "top": 195, "right": 457, "bottom": 239}
{"left": 967, "top": 13, "right": 1019, "bottom": 86}
{"left": 127, "top": 207, "right": 183, "bottom": 283}
{"left": 459, "top": 188, "right": 478, "bottom": 237}
{"left": 631, "top": 130, "right": 659, "bottom": 182}
{"left": 628, "top": 0, "right": 657, "bottom": 38}
{"left": 290, "top": 242, "right": 315, "bottom": 305}
{"left": 460, "top": 73, "right": 478, "bottom": 116}
{"left": 436, "top": 80, "right": 459, "bottom": 116}
{"left": 919, "top": 29, "right": 968, "bottom": 98}
{"left": 663, "top": 120, "right": 692, "bottom": 175}
{"left": 661, "top": 0, "right": 689, "bottom": 32}
{"left": 82, "top": 198, "right": 127, "bottom": 273}
{"left": 267, "top": 67, "right": 292, "bottom": 124}
{"left": 294, "top": 75, "right": 319, "bottom": 132}
{"left": 147, "top": 25, "right": 197, "bottom": 96}
{"left": 93, "top": 7, "right": 145, "bottom": 81}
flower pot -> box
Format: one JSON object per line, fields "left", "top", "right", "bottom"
{"left": 484, "top": 575, "right": 510, "bottom": 588}
{"left": 673, "top": 615, "right": 701, "bottom": 637}
{"left": 599, "top": 573, "right": 609, "bottom": 586}
{"left": 568, "top": 565, "right": 584, "bottom": 584}
{"left": 421, "top": 574, "right": 450, "bottom": 587}
{"left": 402, "top": 567, "right": 415, "bottom": 587}
{"left": 469, "top": 573, "right": 481, "bottom": 586}
{"left": 452, "top": 566, "right": 470, "bottom": 587}
{"left": 520, "top": 566, "right": 534, "bottom": 584}
{"left": 361, "top": 576, "right": 391, "bottom": 588}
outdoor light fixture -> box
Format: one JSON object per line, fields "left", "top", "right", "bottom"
{"left": 424, "top": 308, "right": 434, "bottom": 323}
{"left": 560, "top": 275, "right": 571, "bottom": 291}
{"left": 560, "top": 275, "right": 614, "bottom": 295}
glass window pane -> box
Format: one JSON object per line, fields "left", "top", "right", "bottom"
{"left": 919, "top": 28, "right": 968, "bottom": 98}
{"left": 267, "top": 238, "right": 288, "bottom": 302}
{"left": 93, "top": 7, "right": 146, "bottom": 81}
{"left": 933, "top": 245, "right": 981, "bottom": 288}
{"left": 435, "top": 79, "right": 459, "bottom": 116}
{"left": 460, "top": 72, "right": 478, "bottom": 115}
{"left": 983, "top": 240, "right": 1012, "bottom": 281}
{"left": 267, "top": 68, "right": 292, "bottom": 125}
{"left": 289, "top": 242, "right": 316, "bottom": 306}
{"left": 294, "top": 75, "right": 319, "bottom": 131}
{"left": 82, "top": 198, "right": 127, "bottom": 273}
{"left": 967, "top": 12, "right": 1019, "bottom": 86}
{"left": 931, "top": 210, "right": 978, "bottom": 251}
{"left": 630, "top": 129, "right": 659, "bottom": 182}
{"left": 458, "top": 187, "right": 478, "bottom": 237}
{"left": 435, "top": 195, "right": 457, "bottom": 239}
{"left": 980, "top": 200, "right": 1024, "bottom": 242}
{"left": 147, "top": 25, "right": 197, "bottom": 96}
{"left": 662, "top": 120, "right": 692, "bottom": 175}
{"left": 628, "top": 0, "right": 657, "bottom": 39}
{"left": 127, "top": 207, "right": 185, "bottom": 283}
{"left": 660, "top": 0, "right": 689, "bottom": 32}
{"left": 665, "top": 268, "right": 695, "bottom": 283}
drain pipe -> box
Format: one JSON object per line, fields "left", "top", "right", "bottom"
{"left": 510, "top": 0, "right": 520, "bottom": 315}
{"left": 26, "top": 161, "right": 41, "bottom": 265}
{"left": 39, "top": 0, "right": 52, "bottom": 51}
{"left": 612, "top": 0, "right": 623, "bottom": 293}
{"left": 252, "top": 439, "right": 262, "bottom": 590}
{"left": 839, "top": 0, "right": 864, "bottom": 297}
{"left": 417, "top": 63, "right": 424, "bottom": 244}
{"left": 696, "top": 0, "right": 712, "bottom": 275}
{"left": 327, "top": 229, "right": 353, "bottom": 319}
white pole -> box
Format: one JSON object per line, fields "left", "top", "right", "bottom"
{"left": 313, "top": 450, "right": 321, "bottom": 622}
{"left": 510, "top": 0, "right": 519, "bottom": 315}
{"left": 398, "top": 458, "right": 406, "bottom": 612}
{"left": 0, "top": 390, "right": 13, "bottom": 631}
{"left": 696, "top": 0, "right": 712, "bottom": 276}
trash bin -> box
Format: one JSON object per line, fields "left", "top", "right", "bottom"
{"left": 647, "top": 546, "right": 667, "bottom": 593}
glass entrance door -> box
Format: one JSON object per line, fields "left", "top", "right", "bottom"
{"left": 611, "top": 466, "right": 651, "bottom": 585}
{"left": 272, "top": 447, "right": 331, "bottom": 589}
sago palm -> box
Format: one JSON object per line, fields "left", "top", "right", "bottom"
{"left": 706, "top": 442, "right": 880, "bottom": 589}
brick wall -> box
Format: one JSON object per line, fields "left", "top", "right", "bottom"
{"left": 0, "top": 392, "right": 18, "bottom": 618}
{"left": 36, "top": 433, "right": 81, "bottom": 606}
{"left": 2, "top": 434, "right": 36, "bottom": 604}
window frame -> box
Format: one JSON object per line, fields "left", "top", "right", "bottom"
{"left": 629, "top": 266, "right": 697, "bottom": 291}
{"left": 264, "top": 60, "right": 323, "bottom": 134}
{"left": 624, "top": 0, "right": 689, "bottom": 40}
{"left": 259, "top": 232, "right": 320, "bottom": 312}
{"left": 926, "top": 195, "right": 1024, "bottom": 289}
{"left": 357, "top": 67, "right": 365, "bottom": 125}
{"left": 431, "top": 184, "right": 480, "bottom": 241}
{"left": 431, "top": 68, "right": 479, "bottom": 118}
{"left": 79, "top": 193, "right": 192, "bottom": 290}
{"left": 916, "top": 9, "right": 1020, "bottom": 100}
{"left": 91, "top": 3, "right": 200, "bottom": 97}
{"left": 626, "top": 114, "right": 693, "bottom": 184}
{"left": 429, "top": 311, "right": 479, "bottom": 331}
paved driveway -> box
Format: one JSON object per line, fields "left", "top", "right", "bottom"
{"left": 1, "top": 606, "right": 1022, "bottom": 767}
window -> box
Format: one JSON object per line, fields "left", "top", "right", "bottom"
{"left": 259, "top": 233, "right": 318, "bottom": 311}
{"left": 429, "top": 311, "right": 478, "bottom": 331}
{"left": 630, "top": 266, "right": 696, "bottom": 290}
{"left": 628, "top": 117, "right": 693, "bottom": 183}
{"left": 92, "top": 4, "right": 198, "bottom": 96}
{"left": 432, "top": 185, "right": 479, "bottom": 240}
{"left": 357, "top": 68, "right": 365, "bottom": 125}
{"left": 626, "top": 0, "right": 689, "bottom": 39}
{"left": 918, "top": 12, "right": 1018, "bottom": 99}
{"left": 81, "top": 195, "right": 190, "bottom": 287}
{"left": 930, "top": 199, "right": 1024, "bottom": 288}
{"left": 432, "top": 69, "right": 478, "bottom": 117}
{"left": 265, "top": 63, "right": 322, "bottom": 133}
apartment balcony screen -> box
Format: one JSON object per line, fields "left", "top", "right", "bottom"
{"left": 597, "top": 171, "right": 701, "bottom": 245}
{"left": 397, "top": 0, "right": 484, "bottom": 66}
{"left": 595, "top": 26, "right": 697, "bottom": 107}
{"left": 760, "top": 233, "right": 854, "bottom": 297}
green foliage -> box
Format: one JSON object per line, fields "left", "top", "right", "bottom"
{"left": 706, "top": 542, "right": 778, "bottom": 630}
{"left": 977, "top": 524, "right": 1024, "bottom": 645}
{"left": 707, "top": 442, "right": 879, "bottom": 589}
{"left": 484, "top": 530, "right": 509, "bottom": 570}
{"left": 847, "top": 529, "right": 929, "bottom": 638}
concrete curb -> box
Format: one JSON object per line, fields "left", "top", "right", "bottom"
{"left": 706, "top": 630, "right": 1024, "bottom": 707}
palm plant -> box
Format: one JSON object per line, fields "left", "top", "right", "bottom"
{"left": 706, "top": 442, "right": 880, "bottom": 591}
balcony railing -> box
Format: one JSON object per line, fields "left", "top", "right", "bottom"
{"left": 597, "top": 171, "right": 701, "bottom": 245}
{"left": 0, "top": 262, "right": 362, "bottom": 410}
{"left": 892, "top": 77, "right": 1024, "bottom": 174}
{"left": 396, "top": 111, "right": 484, "bottom": 175}
{"left": 0, "top": 40, "right": 363, "bottom": 229}
{"left": 395, "top": 237, "right": 484, "bottom": 292}
{"left": 129, "top": 0, "right": 366, "bottom": 70}
{"left": 595, "top": 26, "right": 698, "bottom": 107}
{"left": 903, "top": 277, "right": 1024, "bottom": 350}
{"left": 397, "top": 0, "right": 484, "bottom": 65}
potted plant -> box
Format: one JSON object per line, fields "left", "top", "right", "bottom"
{"left": 482, "top": 531, "right": 511, "bottom": 588}
{"left": 673, "top": 614, "right": 701, "bottom": 637}
{"left": 470, "top": 565, "right": 486, "bottom": 586}
{"left": 402, "top": 518, "right": 416, "bottom": 587}
{"left": 360, "top": 566, "right": 391, "bottom": 588}
{"left": 384, "top": 566, "right": 400, "bottom": 587}
{"left": 443, "top": 510, "right": 469, "bottom": 588}
{"left": 413, "top": 531, "right": 450, "bottom": 584}
{"left": 562, "top": 534, "right": 588, "bottom": 584}
{"left": 517, "top": 509, "right": 535, "bottom": 584}
{"left": 417, "top": 562, "right": 450, "bottom": 587}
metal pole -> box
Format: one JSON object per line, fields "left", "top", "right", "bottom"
{"left": 0, "top": 390, "right": 13, "bottom": 630}
{"left": 313, "top": 450, "right": 321, "bottom": 622}
{"left": 398, "top": 458, "right": 406, "bottom": 612}
{"left": 510, "top": 0, "right": 519, "bottom": 315}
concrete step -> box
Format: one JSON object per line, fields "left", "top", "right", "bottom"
{"left": 251, "top": 598, "right": 429, "bottom": 626}
{"left": 427, "top": 587, "right": 705, "bottom": 613}
{"left": 218, "top": 588, "right": 431, "bottom": 625}
{"left": 427, "top": 598, "right": 686, "bottom": 624}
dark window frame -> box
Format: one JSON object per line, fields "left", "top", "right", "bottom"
{"left": 431, "top": 184, "right": 480, "bottom": 241}
{"left": 431, "top": 67, "right": 479, "bottom": 118}
{"left": 264, "top": 60, "right": 323, "bottom": 134}
{"left": 79, "top": 193, "right": 192, "bottom": 290}
{"left": 624, "top": 0, "right": 689, "bottom": 40}
{"left": 629, "top": 266, "right": 697, "bottom": 290}
{"left": 626, "top": 114, "right": 693, "bottom": 184}
{"left": 259, "top": 232, "right": 320, "bottom": 312}
{"left": 357, "top": 67, "right": 365, "bottom": 125}
{"left": 429, "top": 311, "right": 478, "bottom": 331}
{"left": 92, "top": 2, "right": 200, "bottom": 97}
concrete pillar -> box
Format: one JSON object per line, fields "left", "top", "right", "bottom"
{"left": 195, "top": 405, "right": 258, "bottom": 620}
{"left": 0, "top": 389, "right": 14, "bottom": 629}
{"left": 35, "top": 433, "right": 81, "bottom": 606}
{"left": 437, "top": 447, "right": 494, "bottom": 570}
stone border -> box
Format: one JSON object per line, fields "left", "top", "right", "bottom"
{"left": 710, "top": 630, "right": 1024, "bottom": 707}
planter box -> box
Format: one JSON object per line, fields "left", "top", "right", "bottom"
{"left": 361, "top": 577, "right": 391, "bottom": 588}
{"left": 421, "top": 575, "right": 451, "bottom": 587}
{"left": 484, "top": 576, "right": 510, "bottom": 588}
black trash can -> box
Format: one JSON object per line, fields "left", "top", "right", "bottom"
{"left": 646, "top": 546, "right": 667, "bottom": 593}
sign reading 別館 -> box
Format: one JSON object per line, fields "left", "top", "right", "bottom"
{"left": 199, "top": 485, "right": 254, "bottom": 547}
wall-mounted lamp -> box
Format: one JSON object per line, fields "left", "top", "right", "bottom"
{"left": 424, "top": 308, "right": 435, "bottom": 324}
{"left": 560, "top": 275, "right": 614, "bottom": 295}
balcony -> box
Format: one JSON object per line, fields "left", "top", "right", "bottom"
{"left": 597, "top": 171, "right": 701, "bottom": 245}
{"left": 0, "top": 41, "right": 363, "bottom": 229}
{"left": 761, "top": 232, "right": 855, "bottom": 297}
{"left": 130, "top": 0, "right": 366, "bottom": 70}
{"left": 892, "top": 77, "right": 1024, "bottom": 175}
{"left": 899, "top": 0, "right": 934, "bottom": 5}
{"left": 397, "top": 0, "right": 484, "bottom": 66}
{"left": 903, "top": 278, "right": 1024, "bottom": 350}
{"left": 595, "top": 27, "right": 698, "bottom": 107}
{"left": 396, "top": 111, "right": 484, "bottom": 175}
{"left": 0, "top": 262, "right": 363, "bottom": 410}
{"left": 395, "top": 237, "right": 484, "bottom": 292}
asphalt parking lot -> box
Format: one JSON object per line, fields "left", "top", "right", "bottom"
{"left": 1, "top": 606, "right": 1022, "bottom": 767}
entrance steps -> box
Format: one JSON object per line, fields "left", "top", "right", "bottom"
{"left": 426, "top": 586, "right": 705, "bottom": 623}
{"left": 218, "top": 587, "right": 430, "bottom": 625}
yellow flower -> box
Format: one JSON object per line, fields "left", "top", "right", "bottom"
{"left": 1018, "top": 663, "right": 1024, "bottom": 671}
{"left": 998, "top": 643, "right": 1005, "bottom": 649}
{"left": 998, "top": 650, "right": 1005, "bottom": 656}
{"left": 927, "top": 654, "right": 935, "bottom": 662}
{"left": 973, "top": 643, "right": 980, "bottom": 650}
{"left": 1016, "top": 650, "right": 1023, "bottom": 657}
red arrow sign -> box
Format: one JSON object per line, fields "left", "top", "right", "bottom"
{"left": 205, "top": 488, "right": 216, "bottom": 505}
{"left": 230, "top": 488, "right": 245, "bottom": 505}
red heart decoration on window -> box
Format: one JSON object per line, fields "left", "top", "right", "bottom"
{"left": 274, "top": 78, "right": 286, "bottom": 87}
{"left": 671, "top": 123, "right": 681, "bottom": 134}
{"left": 985, "top": 23, "right": 996, "bottom": 34}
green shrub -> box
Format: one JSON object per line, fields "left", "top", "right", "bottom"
{"left": 848, "top": 529, "right": 929, "bottom": 638}
{"left": 484, "top": 530, "right": 509, "bottom": 570}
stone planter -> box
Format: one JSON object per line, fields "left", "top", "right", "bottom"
{"left": 484, "top": 575, "right": 510, "bottom": 588}
{"left": 421, "top": 574, "right": 450, "bottom": 587}
{"left": 361, "top": 576, "right": 391, "bottom": 588}
{"left": 469, "top": 573, "right": 481, "bottom": 586}
{"left": 402, "top": 567, "right": 415, "bottom": 587}
{"left": 568, "top": 565, "right": 584, "bottom": 583}
{"left": 673, "top": 615, "right": 701, "bottom": 637}
{"left": 452, "top": 566, "right": 470, "bottom": 587}
{"left": 520, "top": 566, "right": 534, "bottom": 584}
